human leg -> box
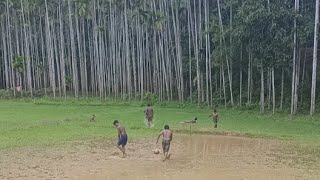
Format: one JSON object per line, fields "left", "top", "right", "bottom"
{"left": 162, "top": 140, "right": 170, "bottom": 161}
{"left": 117, "top": 135, "right": 128, "bottom": 157}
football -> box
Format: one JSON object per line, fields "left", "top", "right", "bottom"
{"left": 153, "top": 148, "right": 161, "bottom": 154}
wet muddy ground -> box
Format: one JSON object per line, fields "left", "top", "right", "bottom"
{"left": 1, "top": 135, "right": 319, "bottom": 180}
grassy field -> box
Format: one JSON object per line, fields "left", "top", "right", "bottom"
{"left": 1, "top": 99, "right": 320, "bottom": 149}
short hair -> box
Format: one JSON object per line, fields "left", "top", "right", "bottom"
{"left": 113, "top": 120, "right": 119, "bottom": 125}
{"left": 147, "top": 103, "right": 151, "bottom": 106}
{"left": 214, "top": 109, "right": 217, "bottom": 113}
{"left": 194, "top": 117, "right": 197, "bottom": 120}
{"left": 164, "top": 125, "right": 169, "bottom": 129}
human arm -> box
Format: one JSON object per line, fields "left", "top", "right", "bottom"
{"left": 170, "top": 132, "right": 173, "bottom": 141}
{"left": 117, "top": 127, "right": 120, "bottom": 140}
{"left": 208, "top": 113, "right": 213, "bottom": 118}
{"left": 156, "top": 131, "right": 162, "bottom": 144}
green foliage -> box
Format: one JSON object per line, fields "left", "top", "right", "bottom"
{"left": 0, "top": 89, "right": 14, "bottom": 99}
{"left": 143, "top": 92, "right": 157, "bottom": 104}
{"left": 65, "top": 76, "right": 72, "bottom": 89}
{"left": 12, "top": 56, "right": 25, "bottom": 73}
{"left": 150, "top": 11, "right": 166, "bottom": 31}
{"left": 37, "top": 62, "right": 47, "bottom": 73}
{"left": 96, "top": 26, "right": 105, "bottom": 32}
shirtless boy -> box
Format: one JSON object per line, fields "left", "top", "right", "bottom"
{"left": 156, "top": 125, "right": 173, "bottom": 161}
{"left": 144, "top": 104, "right": 154, "bottom": 127}
{"left": 113, "top": 120, "right": 128, "bottom": 157}
{"left": 209, "top": 109, "right": 219, "bottom": 128}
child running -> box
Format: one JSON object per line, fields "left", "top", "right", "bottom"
{"left": 209, "top": 109, "right": 219, "bottom": 128}
{"left": 113, "top": 120, "right": 128, "bottom": 158}
{"left": 156, "top": 125, "right": 173, "bottom": 161}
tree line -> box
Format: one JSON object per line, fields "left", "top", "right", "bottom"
{"left": 0, "top": 0, "right": 319, "bottom": 115}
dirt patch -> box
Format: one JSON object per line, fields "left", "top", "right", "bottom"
{"left": 0, "top": 135, "right": 319, "bottom": 180}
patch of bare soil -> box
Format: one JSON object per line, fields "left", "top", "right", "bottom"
{"left": 0, "top": 135, "right": 319, "bottom": 180}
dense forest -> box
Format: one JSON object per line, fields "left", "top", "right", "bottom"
{"left": 0, "top": 0, "right": 319, "bottom": 115}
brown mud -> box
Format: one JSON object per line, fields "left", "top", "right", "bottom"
{"left": 0, "top": 135, "right": 319, "bottom": 180}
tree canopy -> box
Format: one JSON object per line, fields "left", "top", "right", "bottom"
{"left": 0, "top": 0, "right": 319, "bottom": 114}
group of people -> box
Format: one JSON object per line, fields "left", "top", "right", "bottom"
{"left": 112, "top": 104, "right": 219, "bottom": 161}
{"left": 113, "top": 120, "right": 172, "bottom": 161}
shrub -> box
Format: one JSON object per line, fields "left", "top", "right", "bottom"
{"left": 0, "top": 89, "right": 14, "bottom": 99}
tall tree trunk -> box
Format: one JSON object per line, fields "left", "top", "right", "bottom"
{"left": 201, "top": 73, "right": 204, "bottom": 102}
{"left": 82, "top": 19, "right": 88, "bottom": 97}
{"left": 260, "top": 64, "right": 264, "bottom": 113}
{"left": 1, "top": 18, "right": 9, "bottom": 90}
{"left": 300, "top": 47, "right": 307, "bottom": 106}
{"left": 39, "top": 16, "right": 47, "bottom": 96}
{"left": 187, "top": 0, "right": 192, "bottom": 102}
{"left": 193, "top": 0, "right": 201, "bottom": 105}
{"left": 217, "top": 0, "right": 234, "bottom": 106}
{"left": 75, "top": 4, "right": 84, "bottom": 96}
{"left": 229, "top": 2, "right": 233, "bottom": 106}
{"left": 222, "top": 63, "right": 227, "bottom": 107}
{"left": 205, "top": 0, "right": 209, "bottom": 106}
{"left": 68, "top": 0, "right": 78, "bottom": 98}
{"left": 272, "top": 66, "right": 275, "bottom": 114}
{"left": 51, "top": 19, "right": 61, "bottom": 97}
{"left": 294, "top": 49, "right": 301, "bottom": 112}
{"left": 268, "top": 68, "right": 271, "bottom": 110}
{"left": 291, "top": 0, "right": 299, "bottom": 115}
{"left": 239, "top": 43, "right": 243, "bottom": 106}
{"left": 6, "top": 0, "right": 16, "bottom": 96}
{"left": 310, "top": 0, "right": 319, "bottom": 115}
{"left": 20, "top": 0, "right": 33, "bottom": 96}
{"left": 219, "top": 65, "right": 222, "bottom": 103}
{"left": 124, "top": 0, "right": 131, "bottom": 99}
{"left": 44, "top": 0, "right": 56, "bottom": 97}
{"left": 247, "top": 45, "right": 251, "bottom": 104}
{"left": 208, "top": 0, "right": 213, "bottom": 107}
{"left": 280, "top": 67, "right": 284, "bottom": 110}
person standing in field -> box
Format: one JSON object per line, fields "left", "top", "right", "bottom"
{"left": 144, "top": 104, "right": 154, "bottom": 127}
{"left": 209, "top": 109, "right": 219, "bottom": 128}
{"left": 113, "top": 120, "right": 128, "bottom": 158}
{"left": 156, "top": 125, "right": 173, "bottom": 161}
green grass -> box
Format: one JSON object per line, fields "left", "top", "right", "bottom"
{"left": 0, "top": 99, "right": 320, "bottom": 149}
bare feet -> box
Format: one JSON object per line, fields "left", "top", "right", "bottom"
{"left": 162, "top": 154, "right": 171, "bottom": 162}
{"left": 121, "top": 153, "right": 127, "bottom": 158}
{"left": 166, "top": 154, "right": 171, "bottom": 160}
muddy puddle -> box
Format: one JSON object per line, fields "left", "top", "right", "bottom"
{"left": 0, "top": 135, "right": 319, "bottom": 180}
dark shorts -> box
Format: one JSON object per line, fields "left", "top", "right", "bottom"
{"left": 117, "top": 135, "right": 128, "bottom": 146}
{"left": 146, "top": 116, "right": 153, "bottom": 122}
{"left": 213, "top": 119, "right": 218, "bottom": 124}
{"left": 162, "top": 140, "right": 170, "bottom": 152}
